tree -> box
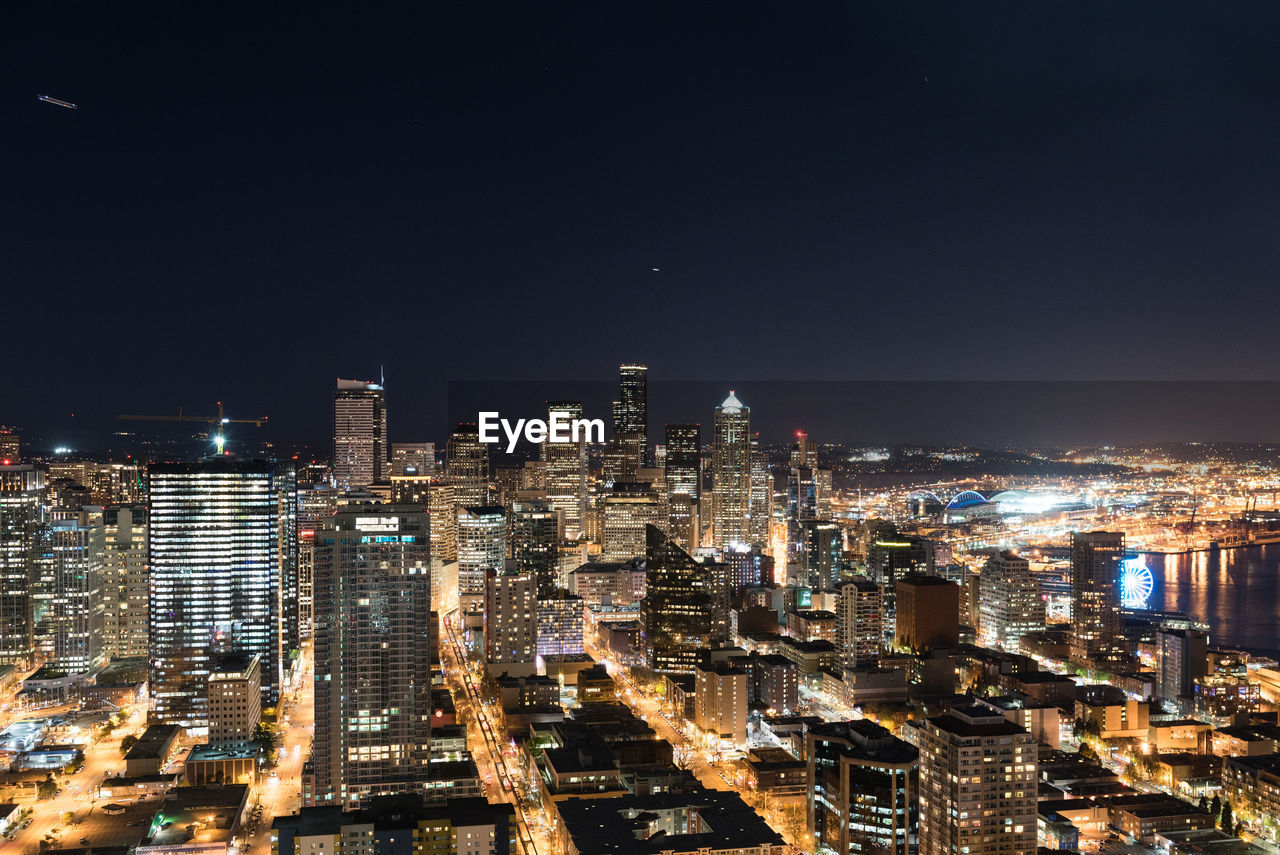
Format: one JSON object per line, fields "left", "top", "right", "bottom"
{"left": 253, "top": 721, "right": 280, "bottom": 762}
{"left": 1219, "top": 800, "right": 1233, "bottom": 831}
{"left": 1199, "top": 795, "right": 1209, "bottom": 812}
{"left": 1072, "top": 718, "right": 1086, "bottom": 740}
{"left": 60, "top": 812, "right": 73, "bottom": 827}
{"left": 119, "top": 734, "right": 138, "bottom": 757}
{"left": 37, "top": 775, "right": 56, "bottom": 800}
{"left": 1211, "top": 794, "right": 1222, "bottom": 820}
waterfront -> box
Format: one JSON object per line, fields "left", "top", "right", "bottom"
{"left": 1149, "top": 543, "right": 1280, "bottom": 655}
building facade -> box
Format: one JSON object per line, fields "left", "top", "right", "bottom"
{"left": 311, "top": 507, "right": 433, "bottom": 808}
{"left": 148, "top": 459, "right": 293, "bottom": 725}
{"left": 333, "top": 378, "right": 387, "bottom": 491}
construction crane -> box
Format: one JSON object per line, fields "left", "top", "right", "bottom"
{"left": 117, "top": 402, "right": 268, "bottom": 454}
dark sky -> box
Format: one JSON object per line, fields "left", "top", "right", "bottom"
{"left": 10, "top": 3, "right": 1280, "bottom": 448}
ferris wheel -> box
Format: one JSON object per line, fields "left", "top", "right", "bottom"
{"left": 1120, "top": 557, "right": 1155, "bottom": 609}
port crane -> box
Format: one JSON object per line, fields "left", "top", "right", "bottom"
{"left": 117, "top": 402, "right": 268, "bottom": 453}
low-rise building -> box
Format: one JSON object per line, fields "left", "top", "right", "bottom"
{"left": 135, "top": 783, "right": 249, "bottom": 855}
{"left": 1106, "top": 793, "right": 1213, "bottom": 841}
{"left": 124, "top": 724, "right": 182, "bottom": 776}
{"left": 273, "top": 795, "right": 517, "bottom": 855}
{"left": 184, "top": 743, "right": 258, "bottom": 786}
{"left": 1149, "top": 719, "right": 1213, "bottom": 753}
{"left": 1221, "top": 754, "right": 1280, "bottom": 834}
{"left": 554, "top": 788, "right": 786, "bottom": 855}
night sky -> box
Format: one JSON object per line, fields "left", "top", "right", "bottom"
{"left": 10, "top": 3, "right": 1280, "bottom": 448}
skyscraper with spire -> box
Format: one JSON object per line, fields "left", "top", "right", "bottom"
{"left": 711, "top": 391, "right": 751, "bottom": 549}
{"left": 333, "top": 378, "right": 387, "bottom": 491}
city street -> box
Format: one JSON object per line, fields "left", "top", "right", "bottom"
{"left": 246, "top": 645, "right": 314, "bottom": 855}
{"left": 440, "top": 611, "right": 543, "bottom": 855}
{"left": 4, "top": 701, "right": 147, "bottom": 853}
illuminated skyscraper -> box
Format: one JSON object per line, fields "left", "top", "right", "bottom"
{"left": 457, "top": 506, "right": 507, "bottom": 614}
{"left": 664, "top": 424, "right": 700, "bottom": 502}
{"left": 610, "top": 365, "right": 648, "bottom": 477}
{"left": 543, "top": 401, "right": 587, "bottom": 540}
{"left": 800, "top": 520, "right": 843, "bottom": 591}
{"left": 99, "top": 505, "right": 149, "bottom": 659}
{"left": 601, "top": 482, "right": 665, "bottom": 563}
{"left": 711, "top": 392, "right": 750, "bottom": 549}
{"left": 48, "top": 517, "right": 106, "bottom": 674}
{"left": 613, "top": 364, "right": 648, "bottom": 437}
{"left": 642, "top": 524, "right": 713, "bottom": 674}
{"left": 427, "top": 480, "right": 458, "bottom": 562}
{"left": 511, "top": 500, "right": 559, "bottom": 597}
{"left": 148, "top": 459, "right": 293, "bottom": 726}
{"left": 0, "top": 429, "right": 18, "bottom": 464}
{"left": 485, "top": 569, "right": 537, "bottom": 671}
{"left": 446, "top": 423, "right": 489, "bottom": 508}
{"left": 978, "top": 551, "right": 1045, "bottom": 652}
{"left": 389, "top": 442, "right": 435, "bottom": 477}
{"left": 1070, "top": 531, "right": 1125, "bottom": 664}
{"left": 748, "top": 436, "right": 771, "bottom": 548}
{"left": 0, "top": 464, "right": 46, "bottom": 667}
{"left": 664, "top": 423, "right": 700, "bottom": 549}
{"left": 915, "top": 704, "right": 1037, "bottom": 855}
{"left": 809, "top": 720, "right": 919, "bottom": 855}
{"left": 333, "top": 379, "right": 387, "bottom": 491}
{"left": 312, "top": 507, "right": 432, "bottom": 808}
{"left": 835, "top": 579, "right": 882, "bottom": 667}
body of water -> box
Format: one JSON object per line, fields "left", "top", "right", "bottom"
{"left": 1146, "top": 544, "right": 1280, "bottom": 655}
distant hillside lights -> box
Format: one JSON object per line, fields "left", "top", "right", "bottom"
{"left": 477, "top": 411, "right": 604, "bottom": 453}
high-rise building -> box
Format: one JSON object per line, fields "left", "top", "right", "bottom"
{"left": 0, "top": 464, "right": 45, "bottom": 667}
{"left": 667, "top": 491, "right": 699, "bottom": 553}
{"left": 457, "top": 506, "right": 507, "bottom": 614}
{"left": 664, "top": 424, "right": 700, "bottom": 503}
{"left": 1156, "top": 627, "right": 1209, "bottom": 708}
{"left": 748, "top": 436, "right": 771, "bottom": 549}
{"left": 0, "top": 429, "right": 18, "bottom": 464}
{"left": 389, "top": 443, "right": 435, "bottom": 477}
{"left": 711, "top": 392, "right": 750, "bottom": 549}
{"left": 446, "top": 424, "right": 489, "bottom": 508}
{"left": 601, "top": 482, "right": 665, "bottom": 563}
{"left": 48, "top": 517, "right": 106, "bottom": 674}
{"left": 1069, "top": 531, "right": 1125, "bottom": 664}
{"left": 207, "top": 653, "right": 262, "bottom": 749}
{"left": 895, "top": 574, "right": 959, "bottom": 652}
{"left": 333, "top": 379, "right": 387, "bottom": 491}
{"left": 790, "top": 431, "right": 817, "bottom": 469}
{"left": 543, "top": 401, "right": 588, "bottom": 540}
{"left": 613, "top": 364, "right": 648, "bottom": 438}
{"left": 978, "top": 551, "right": 1045, "bottom": 652}
{"left": 428, "top": 480, "right": 458, "bottom": 562}
{"left": 485, "top": 569, "right": 537, "bottom": 671}
{"left": 867, "top": 532, "right": 935, "bottom": 634}
{"left": 835, "top": 579, "right": 882, "bottom": 668}
{"left": 799, "top": 520, "right": 842, "bottom": 591}
{"left": 915, "top": 703, "right": 1037, "bottom": 855}
{"left": 642, "top": 525, "right": 714, "bottom": 674}
{"left": 511, "top": 500, "right": 559, "bottom": 597}
{"left": 312, "top": 507, "right": 432, "bottom": 808}
{"left": 809, "top": 719, "right": 919, "bottom": 855}
{"left": 148, "top": 459, "right": 293, "bottom": 726}
{"left": 99, "top": 505, "right": 149, "bottom": 659}
{"left": 694, "top": 660, "right": 748, "bottom": 747}
{"left": 536, "top": 594, "right": 584, "bottom": 661}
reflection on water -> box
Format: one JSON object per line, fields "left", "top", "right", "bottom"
{"left": 1148, "top": 544, "right": 1280, "bottom": 654}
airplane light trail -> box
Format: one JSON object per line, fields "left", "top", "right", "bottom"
{"left": 37, "top": 95, "right": 78, "bottom": 109}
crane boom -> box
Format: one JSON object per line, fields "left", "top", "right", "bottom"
{"left": 116, "top": 402, "right": 268, "bottom": 452}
